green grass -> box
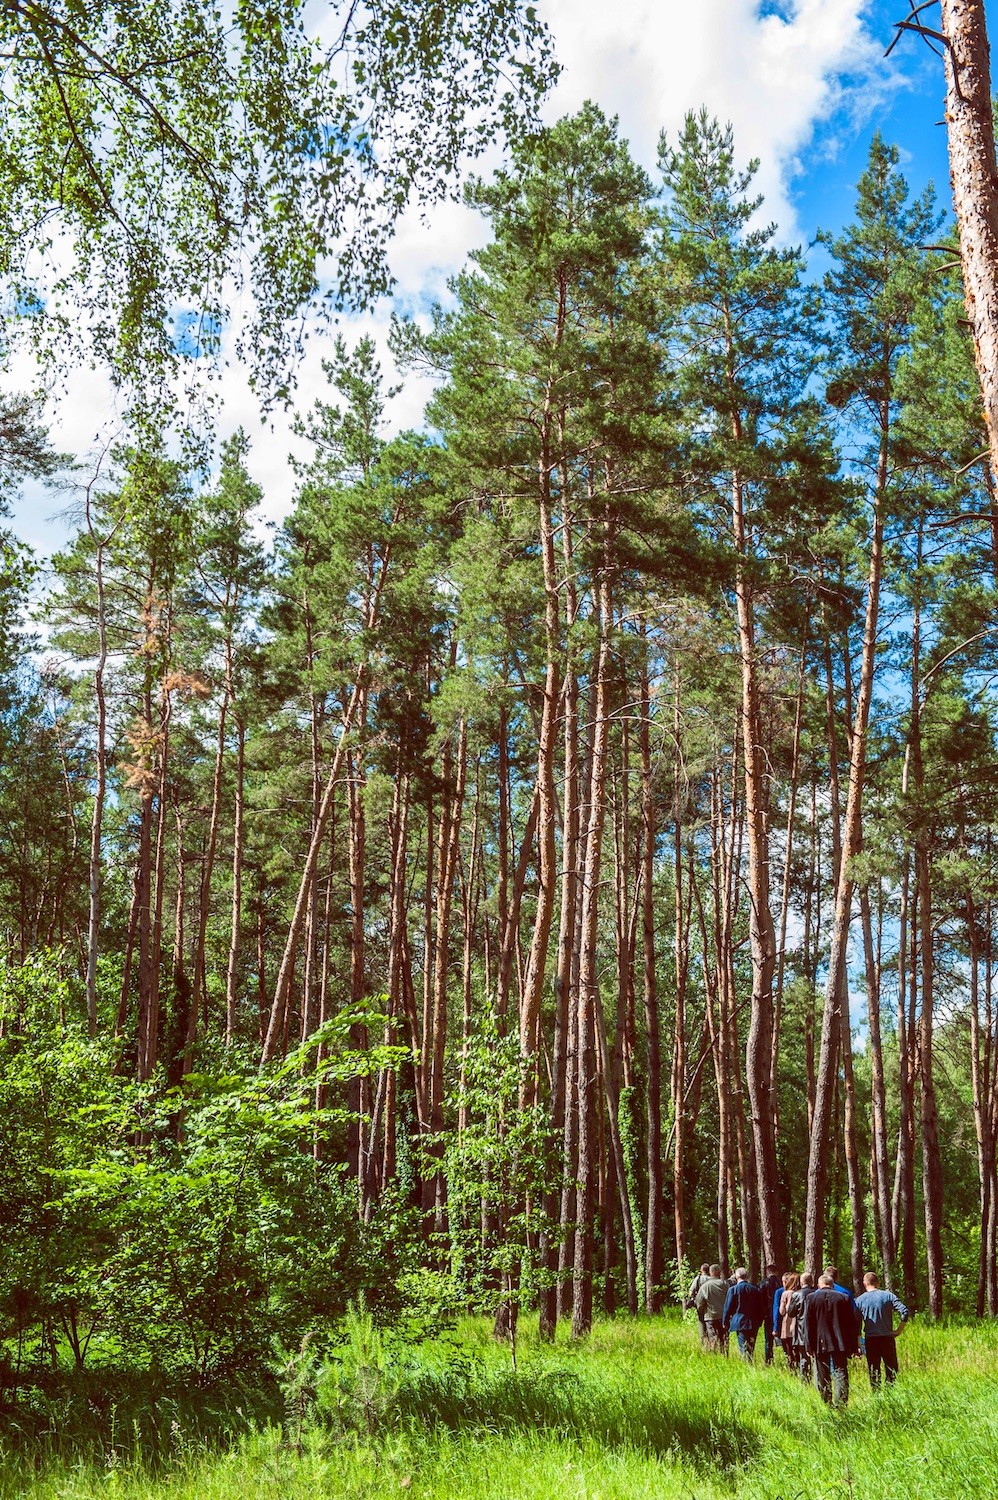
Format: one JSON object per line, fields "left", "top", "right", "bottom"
{"left": 2, "top": 1314, "right": 997, "bottom": 1498}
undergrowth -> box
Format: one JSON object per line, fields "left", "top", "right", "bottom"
{"left": 0, "top": 1314, "right": 996, "bottom": 1497}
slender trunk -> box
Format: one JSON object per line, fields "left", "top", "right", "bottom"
{"left": 771, "top": 641, "right": 807, "bottom": 1128}
{"left": 671, "top": 669, "right": 688, "bottom": 1275}
{"left": 968, "top": 902, "right": 991, "bottom": 1316}
{"left": 261, "top": 676, "right": 367, "bottom": 1064}
{"left": 862, "top": 885, "right": 895, "bottom": 1281}
{"left": 731, "top": 451, "right": 784, "bottom": 1269}
{"left": 191, "top": 631, "right": 233, "bottom": 1017}
{"left": 541, "top": 598, "right": 580, "bottom": 1335}
{"left": 908, "top": 591, "right": 943, "bottom": 1315}
{"left": 225, "top": 716, "right": 246, "bottom": 1043}
{"left": 348, "top": 724, "right": 369, "bottom": 1198}
{"left": 427, "top": 716, "right": 469, "bottom": 1225}
{"left": 85, "top": 507, "right": 110, "bottom": 1038}
{"left": 640, "top": 649, "right": 663, "bottom": 1309}
{"left": 804, "top": 423, "right": 886, "bottom": 1275}
{"left": 572, "top": 521, "right": 612, "bottom": 1338}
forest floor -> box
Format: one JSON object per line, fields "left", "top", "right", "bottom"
{"left": 2, "top": 1313, "right": 997, "bottom": 1499}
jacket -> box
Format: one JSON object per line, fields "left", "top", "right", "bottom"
{"left": 695, "top": 1276, "right": 729, "bottom": 1319}
{"left": 802, "top": 1288, "right": 860, "bottom": 1356}
{"left": 722, "top": 1279, "right": 764, "bottom": 1332}
{"left": 777, "top": 1288, "right": 797, "bottom": 1342}
{"left": 686, "top": 1272, "right": 709, "bottom": 1308}
{"left": 788, "top": 1286, "right": 814, "bottom": 1347}
{"left": 761, "top": 1275, "right": 782, "bottom": 1333}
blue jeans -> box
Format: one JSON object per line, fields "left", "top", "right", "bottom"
{"left": 736, "top": 1328, "right": 758, "bottom": 1362}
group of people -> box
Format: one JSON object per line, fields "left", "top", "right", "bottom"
{"left": 685, "top": 1262, "right": 910, "bottom": 1408}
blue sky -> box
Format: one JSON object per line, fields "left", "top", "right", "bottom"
{"left": 791, "top": 0, "right": 951, "bottom": 243}
{"left": 3, "top": 0, "right": 969, "bottom": 557}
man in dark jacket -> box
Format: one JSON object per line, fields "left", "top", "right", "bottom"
{"left": 803, "top": 1273, "right": 860, "bottom": 1406}
{"left": 760, "top": 1265, "right": 782, "bottom": 1365}
{"left": 721, "top": 1268, "right": 764, "bottom": 1362}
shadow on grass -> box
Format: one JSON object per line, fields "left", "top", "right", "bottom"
{"left": 0, "top": 1366, "right": 281, "bottom": 1469}
{"left": 392, "top": 1363, "right": 761, "bottom": 1473}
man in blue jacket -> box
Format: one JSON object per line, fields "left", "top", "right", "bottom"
{"left": 722, "top": 1268, "right": 764, "bottom": 1362}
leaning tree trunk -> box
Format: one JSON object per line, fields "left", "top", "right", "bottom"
{"left": 939, "top": 0, "right": 998, "bottom": 482}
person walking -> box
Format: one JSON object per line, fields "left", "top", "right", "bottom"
{"left": 824, "top": 1264, "right": 859, "bottom": 1315}
{"left": 686, "top": 1263, "right": 711, "bottom": 1346}
{"left": 722, "top": 1268, "right": 763, "bottom": 1363}
{"left": 803, "top": 1273, "right": 859, "bottom": 1407}
{"left": 695, "top": 1264, "right": 730, "bottom": 1353}
{"left": 777, "top": 1273, "right": 801, "bottom": 1370}
{"left": 788, "top": 1272, "right": 815, "bottom": 1381}
{"left": 855, "top": 1272, "right": 909, "bottom": 1388}
{"left": 760, "top": 1265, "right": 782, "bottom": 1366}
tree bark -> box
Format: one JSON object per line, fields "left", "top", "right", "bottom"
{"left": 639, "top": 649, "right": 663, "bottom": 1310}
{"left": 731, "top": 456, "right": 784, "bottom": 1270}
{"left": 804, "top": 427, "right": 886, "bottom": 1276}
{"left": 939, "top": 0, "right": 998, "bottom": 483}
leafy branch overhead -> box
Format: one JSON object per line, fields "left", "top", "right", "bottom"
{"left": 0, "top": 0, "right": 558, "bottom": 414}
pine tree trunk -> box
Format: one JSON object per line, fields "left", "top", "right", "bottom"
{"left": 85, "top": 512, "right": 109, "bottom": 1038}
{"left": 731, "top": 458, "right": 784, "bottom": 1270}
{"left": 261, "top": 675, "right": 367, "bottom": 1064}
{"left": 541, "top": 654, "right": 581, "bottom": 1335}
{"left": 862, "top": 886, "right": 895, "bottom": 1281}
{"left": 671, "top": 669, "right": 688, "bottom": 1279}
{"left": 939, "top": 0, "right": 998, "bottom": 482}
{"left": 427, "top": 716, "right": 468, "bottom": 1225}
{"left": 348, "top": 729, "right": 369, "bottom": 1197}
{"left": 639, "top": 651, "right": 663, "bottom": 1309}
{"left": 191, "top": 630, "right": 232, "bottom": 1019}
{"left": 771, "top": 643, "right": 807, "bottom": 1131}
{"left": 804, "top": 435, "right": 886, "bottom": 1275}
{"left": 225, "top": 716, "right": 245, "bottom": 1044}
{"left": 572, "top": 528, "right": 612, "bottom": 1338}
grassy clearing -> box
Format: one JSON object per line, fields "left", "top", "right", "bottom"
{"left": 1, "top": 1314, "right": 996, "bottom": 1498}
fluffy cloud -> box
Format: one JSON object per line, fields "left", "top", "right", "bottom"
{"left": 535, "top": 0, "right": 887, "bottom": 232}
{"left": 9, "top": 0, "right": 896, "bottom": 556}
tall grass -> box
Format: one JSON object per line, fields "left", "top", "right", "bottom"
{"left": 2, "top": 1315, "right": 997, "bottom": 1497}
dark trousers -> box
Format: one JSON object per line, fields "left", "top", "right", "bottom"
{"left": 814, "top": 1351, "right": 850, "bottom": 1406}
{"left": 704, "top": 1317, "right": 728, "bottom": 1353}
{"left": 865, "top": 1334, "right": 899, "bottom": 1387}
{"left": 764, "top": 1323, "right": 775, "bottom": 1365}
{"left": 780, "top": 1336, "right": 796, "bottom": 1369}
{"left": 736, "top": 1327, "right": 758, "bottom": 1362}
{"left": 794, "top": 1347, "right": 812, "bottom": 1383}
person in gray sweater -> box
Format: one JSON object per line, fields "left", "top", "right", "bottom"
{"left": 686, "top": 1263, "right": 712, "bottom": 1345}
{"left": 694, "top": 1264, "right": 730, "bottom": 1353}
{"left": 855, "top": 1272, "right": 909, "bottom": 1388}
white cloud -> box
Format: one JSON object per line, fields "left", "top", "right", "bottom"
{"left": 8, "top": 0, "right": 893, "bottom": 560}
{"left": 536, "top": 0, "right": 885, "bottom": 235}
